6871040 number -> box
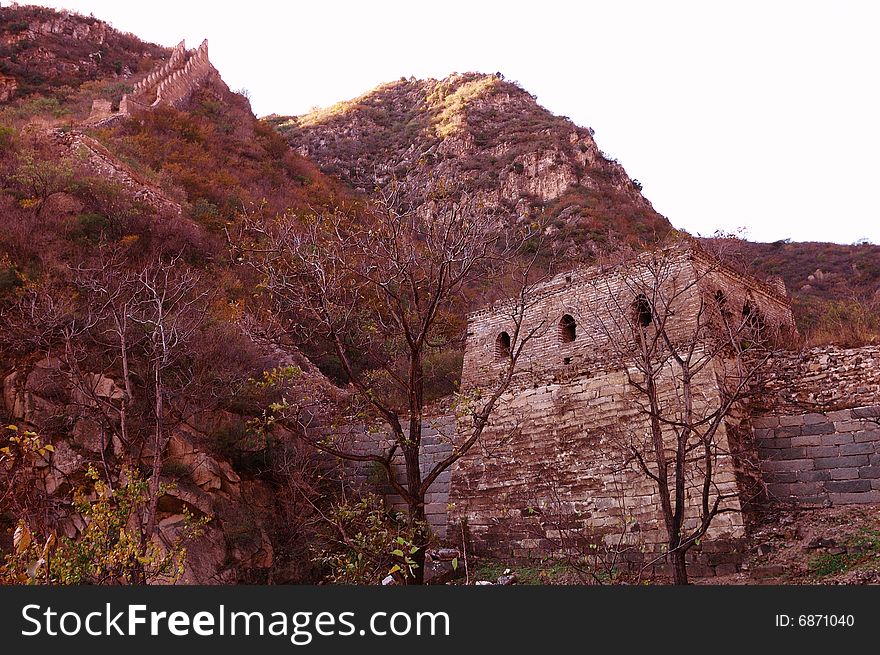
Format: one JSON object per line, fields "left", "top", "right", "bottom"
{"left": 775, "top": 614, "right": 854, "bottom": 628}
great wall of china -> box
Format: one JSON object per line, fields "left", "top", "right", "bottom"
{"left": 347, "top": 246, "right": 880, "bottom": 576}
{"left": 10, "top": 23, "right": 877, "bottom": 578}
{"left": 44, "top": 37, "right": 218, "bottom": 217}
{"left": 86, "top": 39, "right": 214, "bottom": 126}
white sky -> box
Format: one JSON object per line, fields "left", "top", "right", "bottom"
{"left": 20, "top": 0, "right": 880, "bottom": 244}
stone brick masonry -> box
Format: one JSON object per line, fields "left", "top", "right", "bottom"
{"left": 755, "top": 346, "right": 880, "bottom": 506}
{"left": 756, "top": 406, "right": 880, "bottom": 505}
{"left": 444, "top": 245, "right": 796, "bottom": 575}
{"left": 341, "top": 417, "right": 455, "bottom": 537}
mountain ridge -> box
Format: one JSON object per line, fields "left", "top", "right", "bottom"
{"left": 269, "top": 72, "right": 672, "bottom": 259}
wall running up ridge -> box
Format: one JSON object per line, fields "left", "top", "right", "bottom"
{"left": 88, "top": 39, "right": 214, "bottom": 125}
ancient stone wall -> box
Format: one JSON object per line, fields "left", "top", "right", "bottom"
{"left": 339, "top": 417, "right": 456, "bottom": 537}
{"left": 754, "top": 346, "right": 880, "bottom": 505}
{"left": 153, "top": 40, "right": 212, "bottom": 108}
{"left": 46, "top": 128, "right": 182, "bottom": 216}
{"left": 447, "top": 355, "right": 746, "bottom": 575}
{"left": 331, "top": 247, "right": 876, "bottom": 577}
{"left": 758, "top": 346, "right": 880, "bottom": 413}
{"left": 461, "top": 247, "right": 795, "bottom": 389}
{"left": 447, "top": 245, "right": 793, "bottom": 574}
{"left": 88, "top": 39, "right": 213, "bottom": 126}
{"left": 756, "top": 406, "right": 880, "bottom": 505}
{"left": 129, "top": 40, "right": 187, "bottom": 101}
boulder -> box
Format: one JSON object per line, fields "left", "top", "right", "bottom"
{"left": 155, "top": 519, "right": 232, "bottom": 584}
{"left": 87, "top": 373, "right": 125, "bottom": 401}
{"left": 242, "top": 480, "right": 274, "bottom": 511}
{"left": 156, "top": 480, "right": 214, "bottom": 518}
{"left": 71, "top": 417, "right": 106, "bottom": 453}
{"left": 164, "top": 431, "right": 239, "bottom": 492}
{"left": 43, "top": 440, "right": 83, "bottom": 496}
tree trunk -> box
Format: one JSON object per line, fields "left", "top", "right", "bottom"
{"left": 408, "top": 500, "right": 428, "bottom": 585}
{"left": 404, "top": 350, "right": 428, "bottom": 585}
{"left": 144, "top": 362, "right": 163, "bottom": 541}
{"left": 670, "top": 546, "right": 689, "bottom": 585}
{"left": 403, "top": 440, "right": 427, "bottom": 585}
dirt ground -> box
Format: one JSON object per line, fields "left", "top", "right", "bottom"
{"left": 699, "top": 504, "right": 880, "bottom": 585}
{"left": 460, "top": 504, "right": 880, "bottom": 585}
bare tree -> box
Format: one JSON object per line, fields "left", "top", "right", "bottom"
{"left": 233, "top": 182, "right": 545, "bottom": 583}
{"left": 582, "top": 242, "right": 789, "bottom": 584}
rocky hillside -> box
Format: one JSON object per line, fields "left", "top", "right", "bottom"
{"left": 0, "top": 5, "right": 357, "bottom": 584}
{"left": 709, "top": 238, "right": 880, "bottom": 343}
{"left": 269, "top": 73, "right": 673, "bottom": 259}
{"left": 0, "top": 4, "right": 169, "bottom": 103}
{"left": 2, "top": 4, "right": 879, "bottom": 587}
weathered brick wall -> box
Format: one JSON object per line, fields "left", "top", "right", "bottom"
{"left": 462, "top": 247, "right": 794, "bottom": 389}
{"left": 758, "top": 346, "right": 880, "bottom": 413}
{"left": 448, "top": 356, "right": 746, "bottom": 574}
{"left": 756, "top": 406, "right": 880, "bottom": 505}
{"left": 129, "top": 40, "right": 187, "bottom": 98}
{"left": 449, "top": 245, "right": 796, "bottom": 575}
{"left": 154, "top": 40, "right": 212, "bottom": 108}
{"left": 754, "top": 346, "right": 880, "bottom": 505}
{"left": 105, "top": 39, "right": 213, "bottom": 125}
{"left": 340, "top": 416, "right": 455, "bottom": 538}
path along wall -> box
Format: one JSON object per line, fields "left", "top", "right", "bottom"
{"left": 754, "top": 346, "right": 880, "bottom": 505}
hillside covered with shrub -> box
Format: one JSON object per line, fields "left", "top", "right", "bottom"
{"left": 0, "top": 5, "right": 361, "bottom": 584}
{"left": 273, "top": 75, "right": 880, "bottom": 344}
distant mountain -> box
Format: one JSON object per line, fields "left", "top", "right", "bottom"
{"left": 268, "top": 73, "right": 672, "bottom": 259}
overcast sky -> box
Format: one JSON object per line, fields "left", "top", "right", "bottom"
{"left": 23, "top": 0, "right": 880, "bottom": 244}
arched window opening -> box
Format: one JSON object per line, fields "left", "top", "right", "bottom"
{"left": 495, "top": 331, "right": 511, "bottom": 359}
{"left": 634, "top": 294, "right": 653, "bottom": 328}
{"left": 743, "top": 301, "right": 765, "bottom": 332}
{"left": 559, "top": 314, "right": 577, "bottom": 343}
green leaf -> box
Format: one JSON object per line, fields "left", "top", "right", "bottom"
{"left": 451, "top": 557, "right": 458, "bottom": 571}
{"left": 389, "top": 564, "right": 401, "bottom": 574}
{"left": 391, "top": 549, "right": 404, "bottom": 557}
{"left": 410, "top": 546, "right": 419, "bottom": 555}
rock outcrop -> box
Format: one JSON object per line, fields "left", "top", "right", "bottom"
{"left": 1, "top": 356, "right": 275, "bottom": 583}
{"left": 272, "top": 73, "right": 671, "bottom": 259}
{"left": 0, "top": 5, "right": 169, "bottom": 103}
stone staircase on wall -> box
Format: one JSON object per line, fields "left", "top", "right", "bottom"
{"left": 86, "top": 39, "right": 213, "bottom": 126}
